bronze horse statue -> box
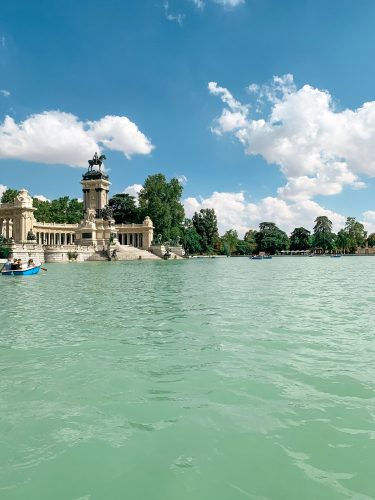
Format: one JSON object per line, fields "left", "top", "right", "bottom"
{"left": 88, "top": 153, "right": 106, "bottom": 171}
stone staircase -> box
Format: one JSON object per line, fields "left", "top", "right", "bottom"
{"left": 111, "top": 244, "right": 161, "bottom": 261}
{"left": 86, "top": 250, "right": 109, "bottom": 261}
{"left": 85, "top": 245, "right": 183, "bottom": 262}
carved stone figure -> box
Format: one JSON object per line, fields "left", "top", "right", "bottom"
{"left": 14, "top": 189, "right": 33, "bottom": 208}
{"left": 27, "top": 230, "right": 36, "bottom": 241}
{"left": 143, "top": 216, "right": 153, "bottom": 227}
{"left": 85, "top": 209, "right": 96, "bottom": 222}
{"left": 97, "top": 205, "right": 113, "bottom": 220}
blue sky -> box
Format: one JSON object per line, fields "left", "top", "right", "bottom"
{"left": 1, "top": 0, "right": 375, "bottom": 235}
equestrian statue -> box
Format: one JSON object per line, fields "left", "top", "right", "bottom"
{"left": 88, "top": 152, "right": 106, "bottom": 171}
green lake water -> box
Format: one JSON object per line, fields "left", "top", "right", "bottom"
{"left": 0, "top": 257, "right": 374, "bottom": 500}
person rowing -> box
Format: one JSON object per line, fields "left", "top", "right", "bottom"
{"left": 2, "top": 257, "right": 12, "bottom": 271}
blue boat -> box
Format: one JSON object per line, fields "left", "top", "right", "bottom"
{"left": 263, "top": 255, "right": 273, "bottom": 259}
{"left": 1, "top": 264, "right": 41, "bottom": 276}
{"left": 250, "top": 255, "right": 263, "bottom": 260}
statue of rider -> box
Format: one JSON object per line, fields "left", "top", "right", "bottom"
{"left": 93, "top": 152, "right": 99, "bottom": 165}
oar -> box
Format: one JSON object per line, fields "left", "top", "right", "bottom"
{"left": 41, "top": 267, "right": 47, "bottom": 271}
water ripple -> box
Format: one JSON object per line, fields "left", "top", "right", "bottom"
{"left": 0, "top": 257, "right": 374, "bottom": 499}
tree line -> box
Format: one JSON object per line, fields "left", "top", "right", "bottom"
{"left": 181, "top": 215, "right": 372, "bottom": 256}
{"left": 1, "top": 175, "right": 374, "bottom": 255}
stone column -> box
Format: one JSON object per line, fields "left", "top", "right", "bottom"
{"left": 141, "top": 216, "right": 154, "bottom": 249}
{"left": 5, "top": 219, "right": 10, "bottom": 239}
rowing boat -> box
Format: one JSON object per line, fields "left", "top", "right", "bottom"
{"left": 1, "top": 264, "right": 41, "bottom": 276}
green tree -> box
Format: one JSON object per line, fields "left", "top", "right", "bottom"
{"left": 0, "top": 234, "right": 10, "bottom": 257}
{"left": 181, "top": 219, "right": 202, "bottom": 255}
{"left": 221, "top": 229, "right": 239, "bottom": 255}
{"left": 66, "top": 198, "right": 84, "bottom": 224}
{"left": 192, "top": 208, "right": 219, "bottom": 253}
{"left": 367, "top": 233, "right": 375, "bottom": 247}
{"left": 255, "top": 222, "right": 289, "bottom": 255}
{"left": 336, "top": 229, "right": 351, "bottom": 253}
{"left": 138, "top": 174, "right": 185, "bottom": 242}
{"left": 344, "top": 216, "right": 367, "bottom": 252}
{"left": 109, "top": 193, "right": 140, "bottom": 224}
{"left": 33, "top": 198, "right": 51, "bottom": 222}
{"left": 243, "top": 229, "right": 258, "bottom": 254}
{"left": 33, "top": 197, "right": 83, "bottom": 223}
{"left": 50, "top": 197, "right": 71, "bottom": 223}
{"left": 290, "top": 227, "right": 311, "bottom": 251}
{"left": 1, "top": 188, "right": 19, "bottom": 203}
{"left": 235, "top": 239, "right": 253, "bottom": 255}
{"left": 312, "top": 216, "right": 335, "bottom": 252}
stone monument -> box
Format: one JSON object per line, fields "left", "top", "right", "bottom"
{"left": 75, "top": 153, "right": 118, "bottom": 247}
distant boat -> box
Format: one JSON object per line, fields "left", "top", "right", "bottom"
{"left": 250, "top": 255, "right": 263, "bottom": 260}
{"left": 263, "top": 255, "right": 272, "bottom": 259}
{"left": 331, "top": 255, "right": 342, "bottom": 258}
{"left": 1, "top": 264, "right": 41, "bottom": 276}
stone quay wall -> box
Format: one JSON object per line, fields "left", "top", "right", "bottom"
{"left": 8, "top": 243, "right": 46, "bottom": 263}
{"left": 8, "top": 243, "right": 97, "bottom": 263}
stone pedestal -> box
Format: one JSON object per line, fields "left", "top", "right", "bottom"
{"left": 74, "top": 208, "right": 118, "bottom": 249}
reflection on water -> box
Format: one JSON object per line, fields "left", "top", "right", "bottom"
{"left": 0, "top": 257, "right": 374, "bottom": 499}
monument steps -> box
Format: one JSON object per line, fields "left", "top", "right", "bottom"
{"left": 86, "top": 250, "right": 109, "bottom": 261}
{"left": 112, "top": 244, "right": 161, "bottom": 261}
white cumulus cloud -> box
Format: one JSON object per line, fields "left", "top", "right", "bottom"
{"left": 122, "top": 183, "right": 143, "bottom": 206}
{"left": 184, "top": 191, "right": 345, "bottom": 237}
{"left": 0, "top": 89, "right": 10, "bottom": 97}
{"left": 362, "top": 210, "right": 375, "bottom": 234}
{"left": 0, "top": 111, "right": 154, "bottom": 167}
{"left": 0, "top": 183, "right": 7, "bottom": 199}
{"left": 208, "top": 74, "right": 375, "bottom": 201}
{"left": 33, "top": 194, "right": 50, "bottom": 202}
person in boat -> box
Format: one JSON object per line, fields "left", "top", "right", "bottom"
{"left": 16, "top": 259, "right": 26, "bottom": 270}
{"left": 27, "top": 258, "right": 35, "bottom": 268}
{"left": 3, "top": 257, "right": 12, "bottom": 271}
{"left": 11, "top": 258, "right": 18, "bottom": 270}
